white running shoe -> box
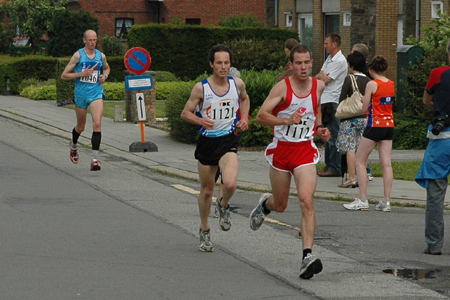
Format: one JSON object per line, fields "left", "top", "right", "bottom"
{"left": 343, "top": 198, "right": 369, "bottom": 211}
{"left": 367, "top": 173, "right": 374, "bottom": 181}
{"left": 299, "top": 253, "right": 323, "bottom": 279}
{"left": 375, "top": 201, "right": 391, "bottom": 212}
{"left": 198, "top": 229, "right": 214, "bottom": 252}
{"left": 250, "top": 193, "right": 271, "bottom": 230}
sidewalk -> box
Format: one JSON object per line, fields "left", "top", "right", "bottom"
{"left": 0, "top": 95, "right": 447, "bottom": 206}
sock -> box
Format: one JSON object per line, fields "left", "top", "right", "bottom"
{"left": 91, "top": 131, "right": 101, "bottom": 160}
{"left": 262, "top": 200, "right": 271, "bottom": 215}
{"left": 72, "top": 127, "right": 81, "bottom": 145}
{"left": 91, "top": 131, "right": 101, "bottom": 151}
{"left": 359, "top": 196, "right": 368, "bottom": 202}
{"left": 303, "top": 248, "right": 312, "bottom": 260}
{"left": 383, "top": 198, "right": 390, "bottom": 204}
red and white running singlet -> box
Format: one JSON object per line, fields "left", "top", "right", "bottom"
{"left": 272, "top": 77, "right": 319, "bottom": 142}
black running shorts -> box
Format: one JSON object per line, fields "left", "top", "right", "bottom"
{"left": 363, "top": 127, "right": 394, "bottom": 142}
{"left": 194, "top": 133, "right": 238, "bottom": 166}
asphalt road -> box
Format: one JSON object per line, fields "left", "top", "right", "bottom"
{"left": 0, "top": 117, "right": 311, "bottom": 300}
{"left": 1, "top": 114, "right": 448, "bottom": 299}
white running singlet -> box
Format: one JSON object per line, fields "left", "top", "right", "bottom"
{"left": 195, "top": 76, "right": 240, "bottom": 137}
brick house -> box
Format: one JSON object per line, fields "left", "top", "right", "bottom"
{"left": 66, "top": 0, "right": 271, "bottom": 40}
{"left": 276, "top": 0, "right": 448, "bottom": 83}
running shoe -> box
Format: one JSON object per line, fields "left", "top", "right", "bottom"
{"left": 367, "top": 173, "right": 374, "bottom": 181}
{"left": 214, "top": 196, "right": 231, "bottom": 231}
{"left": 375, "top": 201, "right": 391, "bottom": 212}
{"left": 69, "top": 140, "right": 79, "bottom": 164}
{"left": 198, "top": 229, "right": 214, "bottom": 252}
{"left": 250, "top": 193, "right": 271, "bottom": 230}
{"left": 343, "top": 198, "right": 369, "bottom": 211}
{"left": 299, "top": 253, "right": 323, "bottom": 279}
{"left": 90, "top": 159, "right": 101, "bottom": 171}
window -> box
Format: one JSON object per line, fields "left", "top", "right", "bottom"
{"left": 298, "top": 14, "right": 313, "bottom": 50}
{"left": 285, "top": 12, "right": 293, "bottom": 28}
{"left": 343, "top": 12, "right": 351, "bottom": 26}
{"left": 186, "top": 18, "right": 201, "bottom": 25}
{"left": 116, "top": 18, "right": 134, "bottom": 39}
{"left": 431, "top": 1, "right": 443, "bottom": 19}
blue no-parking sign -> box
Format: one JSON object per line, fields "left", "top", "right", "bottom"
{"left": 124, "top": 47, "right": 151, "bottom": 75}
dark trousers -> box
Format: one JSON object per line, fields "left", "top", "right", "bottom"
{"left": 323, "top": 102, "right": 341, "bottom": 173}
{"left": 425, "top": 178, "right": 446, "bottom": 250}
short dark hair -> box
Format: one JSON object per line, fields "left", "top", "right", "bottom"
{"left": 285, "top": 38, "right": 299, "bottom": 51}
{"left": 289, "top": 44, "right": 312, "bottom": 62}
{"left": 326, "top": 33, "right": 341, "bottom": 47}
{"left": 347, "top": 51, "right": 366, "bottom": 73}
{"left": 368, "top": 55, "right": 388, "bottom": 74}
{"left": 209, "top": 44, "right": 232, "bottom": 64}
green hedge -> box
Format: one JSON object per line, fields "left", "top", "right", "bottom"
{"left": 0, "top": 55, "right": 57, "bottom": 94}
{"left": 128, "top": 23, "right": 298, "bottom": 80}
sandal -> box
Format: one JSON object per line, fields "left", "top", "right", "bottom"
{"left": 338, "top": 180, "right": 358, "bottom": 188}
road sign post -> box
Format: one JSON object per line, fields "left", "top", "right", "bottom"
{"left": 124, "top": 47, "right": 158, "bottom": 153}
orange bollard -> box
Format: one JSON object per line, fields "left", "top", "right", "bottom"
{"left": 140, "top": 120, "right": 145, "bottom": 142}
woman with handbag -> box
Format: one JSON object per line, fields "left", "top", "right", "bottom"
{"left": 344, "top": 55, "right": 395, "bottom": 212}
{"left": 336, "top": 51, "right": 370, "bottom": 188}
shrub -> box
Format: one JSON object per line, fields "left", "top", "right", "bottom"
{"left": 23, "top": 85, "right": 57, "bottom": 100}
{"left": 393, "top": 113, "right": 429, "bottom": 149}
{"left": 240, "top": 69, "right": 278, "bottom": 114}
{"left": 99, "top": 35, "right": 125, "bottom": 57}
{"left": 155, "top": 71, "right": 179, "bottom": 82}
{"left": 103, "top": 82, "right": 125, "bottom": 100}
{"left": 227, "top": 38, "right": 287, "bottom": 72}
{"left": 218, "top": 13, "right": 264, "bottom": 28}
{"left": 165, "top": 80, "right": 198, "bottom": 143}
{"left": 18, "top": 78, "right": 41, "bottom": 92}
{"left": 238, "top": 107, "right": 272, "bottom": 147}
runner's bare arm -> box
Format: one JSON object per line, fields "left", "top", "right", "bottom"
{"left": 61, "top": 52, "right": 92, "bottom": 81}
{"left": 236, "top": 78, "right": 250, "bottom": 131}
{"left": 362, "top": 80, "right": 377, "bottom": 112}
{"left": 256, "top": 81, "right": 301, "bottom": 126}
{"left": 315, "top": 80, "right": 330, "bottom": 141}
{"left": 181, "top": 82, "right": 214, "bottom": 129}
{"left": 99, "top": 53, "right": 110, "bottom": 84}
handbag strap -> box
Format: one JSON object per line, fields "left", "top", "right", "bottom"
{"left": 349, "top": 74, "right": 360, "bottom": 94}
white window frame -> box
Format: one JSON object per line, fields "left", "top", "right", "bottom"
{"left": 285, "top": 12, "right": 293, "bottom": 28}
{"left": 431, "top": 1, "right": 443, "bottom": 19}
{"left": 343, "top": 12, "right": 351, "bottom": 26}
{"left": 298, "top": 13, "right": 313, "bottom": 50}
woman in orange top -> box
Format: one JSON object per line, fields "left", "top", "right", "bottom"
{"left": 343, "top": 56, "right": 395, "bottom": 212}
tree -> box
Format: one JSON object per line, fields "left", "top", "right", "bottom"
{"left": 46, "top": 9, "right": 99, "bottom": 57}
{"left": 1, "top": 0, "right": 68, "bottom": 54}
{"left": 0, "top": 5, "right": 15, "bottom": 53}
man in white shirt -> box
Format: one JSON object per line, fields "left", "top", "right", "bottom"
{"left": 316, "top": 33, "right": 348, "bottom": 177}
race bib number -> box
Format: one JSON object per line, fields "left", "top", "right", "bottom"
{"left": 208, "top": 99, "right": 237, "bottom": 121}
{"left": 80, "top": 70, "right": 98, "bottom": 84}
{"left": 282, "top": 118, "right": 314, "bottom": 141}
